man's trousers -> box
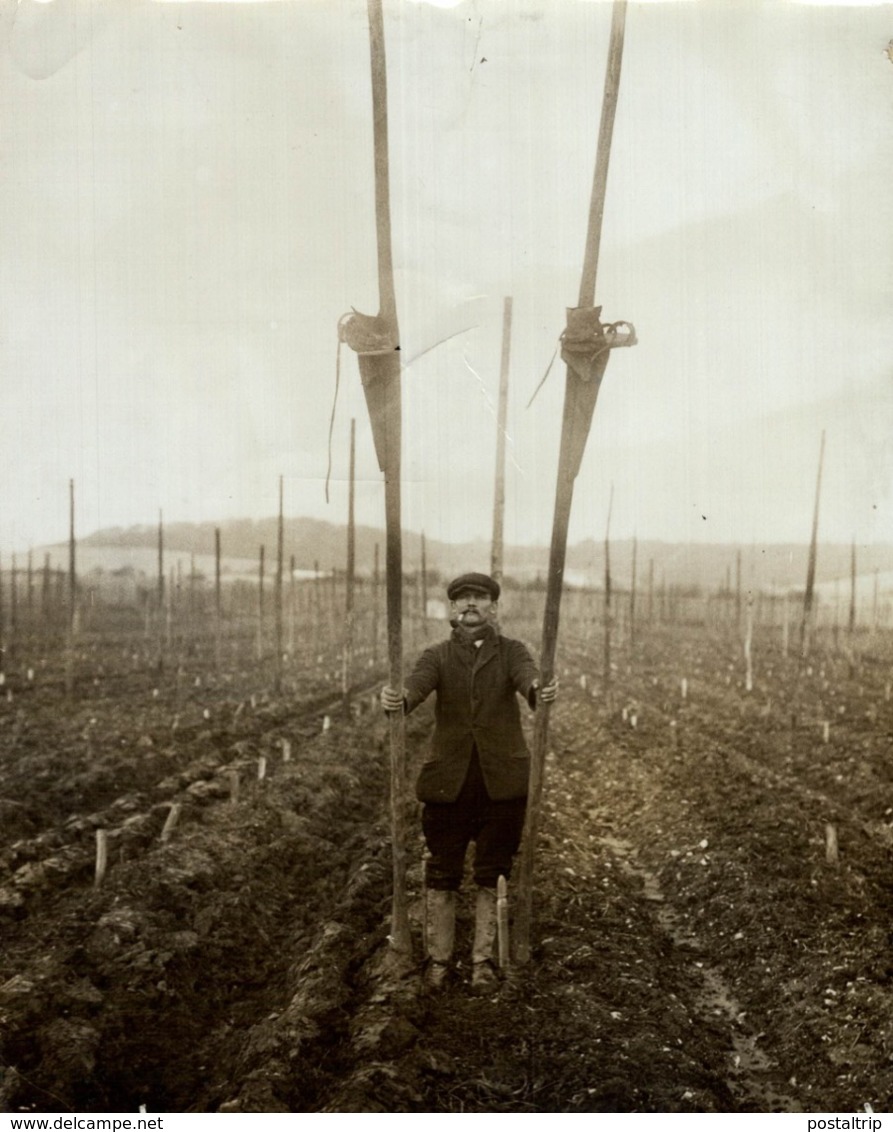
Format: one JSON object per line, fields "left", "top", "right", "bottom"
{"left": 421, "top": 747, "right": 526, "bottom": 891}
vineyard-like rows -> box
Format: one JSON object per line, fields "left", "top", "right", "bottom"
{"left": 1, "top": 592, "right": 892, "bottom": 1112}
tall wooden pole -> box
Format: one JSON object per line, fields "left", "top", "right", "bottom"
{"left": 313, "top": 559, "right": 321, "bottom": 637}
{"left": 65, "top": 479, "right": 77, "bottom": 697}
{"left": 276, "top": 476, "right": 285, "bottom": 692}
{"left": 420, "top": 531, "right": 428, "bottom": 640}
{"left": 0, "top": 549, "right": 5, "bottom": 675}
{"left": 374, "top": 0, "right": 410, "bottom": 963}
{"left": 342, "top": 0, "right": 410, "bottom": 962}
{"left": 289, "top": 554, "right": 297, "bottom": 656}
{"left": 372, "top": 541, "right": 380, "bottom": 667}
{"left": 69, "top": 481, "right": 77, "bottom": 632}
{"left": 157, "top": 510, "right": 164, "bottom": 609}
{"left": 26, "top": 549, "right": 33, "bottom": 631}
{"left": 41, "top": 552, "right": 50, "bottom": 628}
{"left": 156, "top": 509, "right": 165, "bottom": 673}
{"left": 515, "top": 0, "right": 631, "bottom": 964}
{"left": 188, "top": 553, "right": 196, "bottom": 642}
{"left": 342, "top": 420, "right": 357, "bottom": 716}
{"left": 167, "top": 565, "right": 175, "bottom": 651}
{"left": 603, "top": 484, "right": 614, "bottom": 692}
{"left": 9, "top": 553, "right": 17, "bottom": 663}
{"left": 848, "top": 538, "right": 856, "bottom": 636}
{"left": 800, "top": 430, "right": 825, "bottom": 658}
{"left": 491, "top": 296, "right": 513, "bottom": 586}
{"left": 214, "top": 528, "right": 222, "bottom": 673}
{"left": 647, "top": 556, "right": 654, "bottom": 623}
{"left": 629, "top": 532, "right": 637, "bottom": 652}
{"left": 257, "top": 545, "right": 265, "bottom": 662}
{"left": 873, "top": 568, "right": 879, "bottom": 635}
{"left": 735, "top": 548, "right": 742, "bottom": 631}
{"left": 578, "top": 8, "right": 627, "bottom": 304}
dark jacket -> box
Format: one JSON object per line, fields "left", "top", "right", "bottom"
{"left": 405, "top": 624, "right": 539, "bottom": 804}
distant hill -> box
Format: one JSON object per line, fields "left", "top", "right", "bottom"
{"left": 58, "top": 518, "right": 893, "bottom": 595}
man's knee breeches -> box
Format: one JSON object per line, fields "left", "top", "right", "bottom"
{"left": 422, "top": 793, "right": 526, "bottom": 890}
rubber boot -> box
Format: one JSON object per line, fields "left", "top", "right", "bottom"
{"left": 425, "top": 889, "right": 456, "bottom": 990}
{"left": 471, "top": 886, "right": 499, "bottom": 991}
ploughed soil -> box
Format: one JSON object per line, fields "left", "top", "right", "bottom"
{"left": 2, "top": 608, "right": 893, "bottom": 1113}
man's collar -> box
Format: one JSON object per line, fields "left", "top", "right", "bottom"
{"left": 450, "top": 621, "right": 497, "bottom": 646}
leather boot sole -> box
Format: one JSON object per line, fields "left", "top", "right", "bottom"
{"left": 425, "top": 961, "right": 451, "bottom": 991}
{"left": 470, "top": 960, "right": 499, "bottom": 993}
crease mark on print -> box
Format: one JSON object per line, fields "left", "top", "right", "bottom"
{"left": 461, "top": 343, "right": 523, "bottom": 477}
{"left": 9, "top": 0, "right": 115, "bottom": 80}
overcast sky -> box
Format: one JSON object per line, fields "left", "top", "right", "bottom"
{"left": 2, "top": 0, "right": 892, "bottom": 559}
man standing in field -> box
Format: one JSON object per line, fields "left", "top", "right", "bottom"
{"left": 381, "top": 571, "right": 558, "bottom": 990}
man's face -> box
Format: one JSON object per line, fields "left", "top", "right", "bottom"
{"left": 450, "top": 589, "right": 497, "bottom": 627}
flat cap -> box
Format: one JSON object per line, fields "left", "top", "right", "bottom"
{"left": 446, "top": 572, "right": 501, "bottom": 601}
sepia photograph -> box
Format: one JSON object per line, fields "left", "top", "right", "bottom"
{"left": 1, "top": 0, "right": 892, "bottom": 1116}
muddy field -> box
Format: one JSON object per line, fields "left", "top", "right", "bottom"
{"left": 1, "top": 598, "right": 893, "bottom": 1113}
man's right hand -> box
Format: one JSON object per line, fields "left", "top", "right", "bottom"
{"left": 380, "top": 685, "right": 406, "bottom": 714}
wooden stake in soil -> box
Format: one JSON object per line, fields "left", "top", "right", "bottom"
{"left": 340, "top": 0, "right": 411, "bottom": 965}
{"left": 744, "top": 596, "right": 754, "bottom": 693}
{"left": 160, "top": 803, "right": 181, "bottom": 843}
{"left": 94, "top": 829, "right": 108, "bottom": 887}
{"left": 496, "top": 874, "right": 510, "bottom": 970}
{"left": 825, "top": 822, "right": 839, "bottom": 866}
{"left": 515, "top": 0, "right": 635, "bottom": 966}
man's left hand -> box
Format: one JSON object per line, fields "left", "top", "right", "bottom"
{"left": 533, "top": 677, "right": 559, "bottom": 704}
